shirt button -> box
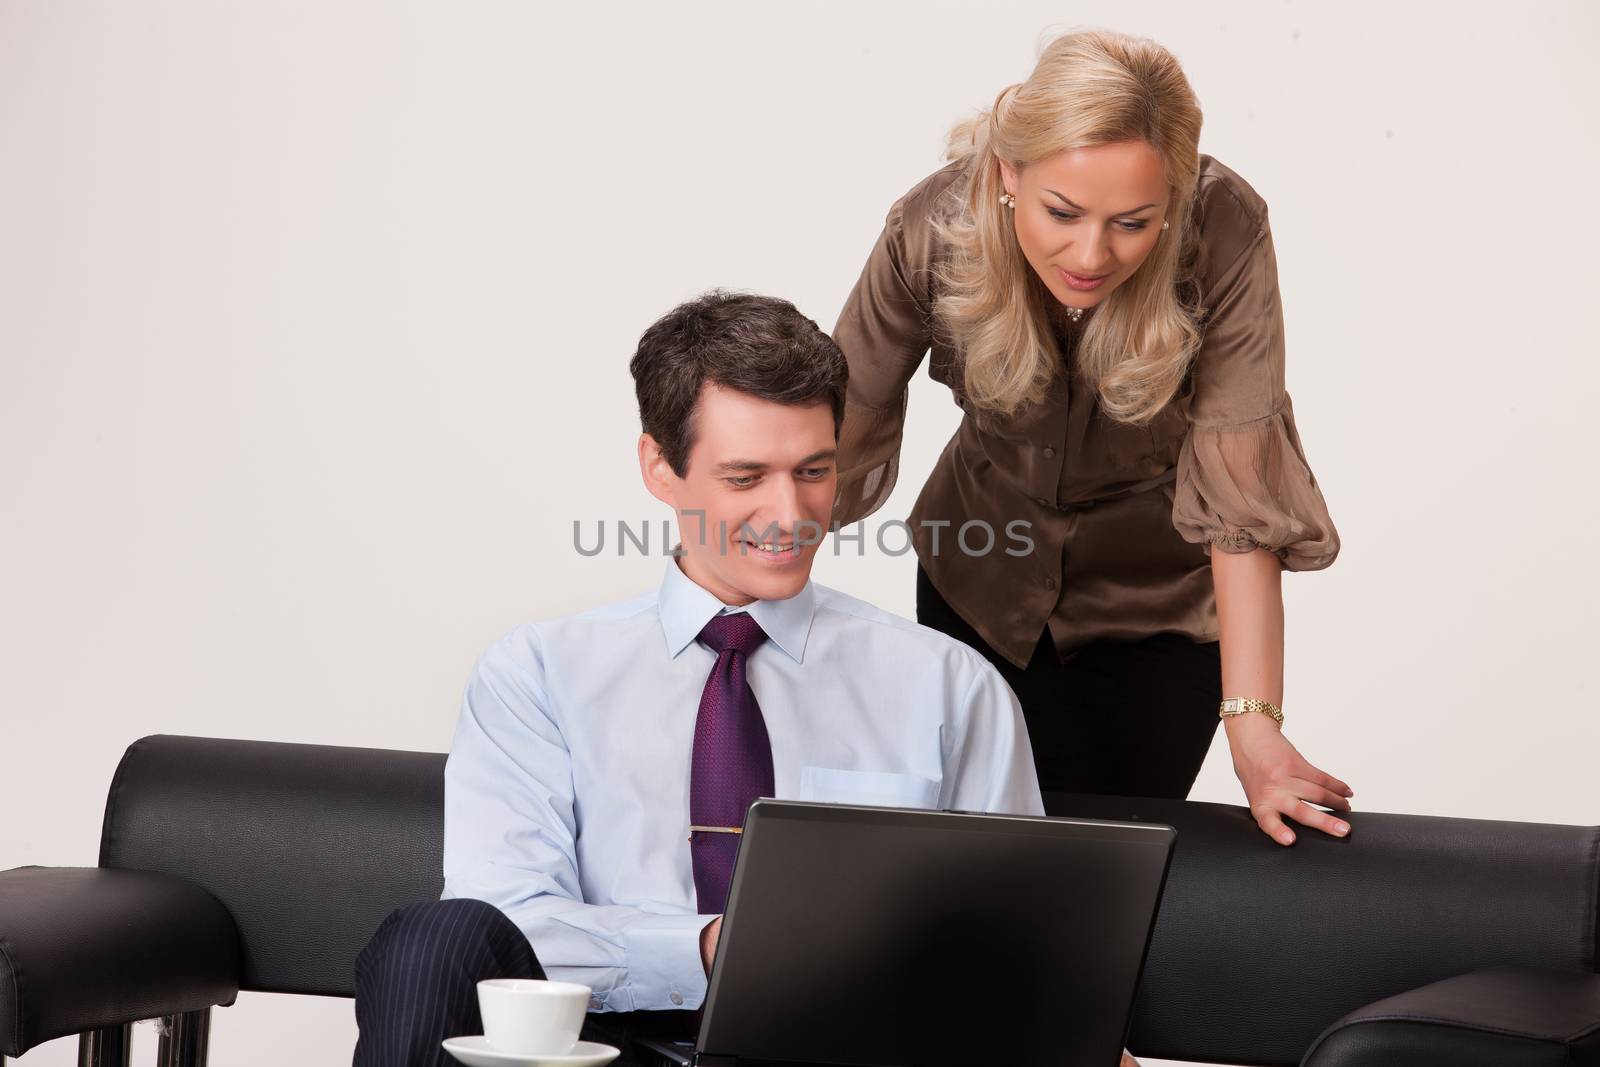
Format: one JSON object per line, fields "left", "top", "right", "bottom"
{"left": 588, "top": 996, "right": 603, "bottom": 1011}
{"left": 670, "top": 992, "right": 684, "bottom": 1006}
{"left": 1043, "top": 446, "right": 1056, "bottom": 459}
{"left": 1044, "top": 576, "right": 1057, "bottom": 590}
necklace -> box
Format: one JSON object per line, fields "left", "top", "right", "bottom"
{"left": 1063, "top": 306, "right": 1085, "bottom": 323}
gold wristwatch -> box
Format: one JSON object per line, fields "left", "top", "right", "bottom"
{"left": 1218, "top": 697, "right": 1284, "bottom": 728}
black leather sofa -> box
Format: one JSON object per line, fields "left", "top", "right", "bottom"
{"left": 2, "top": 734, "right": 1598, "bottom": 1065}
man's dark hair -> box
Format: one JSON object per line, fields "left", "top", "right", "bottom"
{"left": 630, "top": 290, "right": 849, "bottom": 476}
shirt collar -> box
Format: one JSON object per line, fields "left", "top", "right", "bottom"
{"left": 658, "top": 556, "right": 815, "bottom": 664}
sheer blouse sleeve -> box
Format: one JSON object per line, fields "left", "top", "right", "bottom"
{"left": 1172, "top": 198, "right": 1341, "bottom": 571}
{"left": 830, "top": 192, "right": 937, "bottom": 527}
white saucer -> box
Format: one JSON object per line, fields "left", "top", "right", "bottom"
{"left": 441, "top": 1036, "right": 620, "bottom": 1067}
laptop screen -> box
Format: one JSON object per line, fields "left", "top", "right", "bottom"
{"left": 696, "top": 802, "right": 1173, "bottom": 1067}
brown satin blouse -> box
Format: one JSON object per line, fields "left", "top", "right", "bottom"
{"left": 831, "top": 154, "right": 1340, "bottom": 670}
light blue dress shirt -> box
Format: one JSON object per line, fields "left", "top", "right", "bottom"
{"left": 442, "top": 559, "right": 1044, "bottom": 1013}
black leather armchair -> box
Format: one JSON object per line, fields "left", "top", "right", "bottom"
{"left": 2, "top": 734, "right": 1597, "bottom": 1065}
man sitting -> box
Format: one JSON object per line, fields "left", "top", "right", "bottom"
{"left": 351, "top": 291, "right": 1043, "bottom": 1066}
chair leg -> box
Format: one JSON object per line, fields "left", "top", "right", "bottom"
{"left": 77, "top": 1023, "right": 133, "bottom": 1067}
{"left": 155, "top": 1008, "right": 211, "bottom": 1067}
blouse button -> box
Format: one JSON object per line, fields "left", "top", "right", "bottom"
{"left": 1043, "top": 446, "right": 1056, "bottom": 459}
{"left": 670, "top": 991, "right": 685, "bottom": 1006}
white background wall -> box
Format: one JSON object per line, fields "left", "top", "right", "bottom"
{"left": 3, "top": 2, "right": 1597, "bottom": 1064}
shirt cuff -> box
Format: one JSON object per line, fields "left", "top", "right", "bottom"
{"left": 617, "top": 912, "right": 715, "bottom": 1012}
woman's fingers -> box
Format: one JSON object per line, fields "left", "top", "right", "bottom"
{"left": 1252, "top": 805, "right": 1296, "bottom": 847}
{"left": 1291, "top": 780, "right": 1352, "bottom": 814}
{"left": 1302, "top": 764, "right": 1354, "bottom": 798}
{"left": 1254, "top": 785, "right": 1351, "bottom": 844}
{"left": 1285, "top": 791, "right": 1351, "bottom": 838}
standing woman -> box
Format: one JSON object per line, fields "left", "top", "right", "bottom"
{"left": 832, "top": 28, "right": 1351, "bottom": 845}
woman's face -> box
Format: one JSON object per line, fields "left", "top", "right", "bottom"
{"left": 999, "top": 139, "right": 1171, "bottom": 313}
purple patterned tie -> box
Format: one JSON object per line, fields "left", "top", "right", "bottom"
{"left": 689, "top": 612, "right": 772, "bottom": 914}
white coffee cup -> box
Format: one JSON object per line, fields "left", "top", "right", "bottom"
{"left": 477, "top": 978, "right": 590, "bottom": 1056}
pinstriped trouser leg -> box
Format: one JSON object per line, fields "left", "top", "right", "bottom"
{"left": 353, "top": 898, "right": 544, "bottom": 1067}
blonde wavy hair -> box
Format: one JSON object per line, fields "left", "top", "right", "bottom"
{"left": 934, "top": 28, "right": 1206, "bottom": 423}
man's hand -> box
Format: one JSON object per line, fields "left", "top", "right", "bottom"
{"left": 1225, "top": 712, "right": 1353, "bottom": 845}
{"left": 699, "top": 915, "right": 723, "bottom": 975}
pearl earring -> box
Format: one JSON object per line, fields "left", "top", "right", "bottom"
{"left": 1000, "top": 193, "right": 1016, "bottom": 209}
{"left": 1162, "top": 220, "right": 1169, "bottom": 230}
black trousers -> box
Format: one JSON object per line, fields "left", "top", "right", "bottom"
{"left": 353, "top": 898, "right": 697, "bottom": 1067}
{"left": 916, "top": 565, "right": 1222, "bottom": 799}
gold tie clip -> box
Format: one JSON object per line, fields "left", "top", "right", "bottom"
{"left": 687, "top": 825, "right": 743, "bottom": 842}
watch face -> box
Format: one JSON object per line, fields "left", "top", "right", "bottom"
{"left": 1221, "top": 699, "right": 1242, "bottom": 713}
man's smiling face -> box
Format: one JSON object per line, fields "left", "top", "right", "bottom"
{"left": 640, "top": 383, "right": 836, "bottom": 606}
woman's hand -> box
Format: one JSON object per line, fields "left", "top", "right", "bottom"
{"left": 1120, "top": 1051, "right": 1140, "bottom": 1067}
{"left": 1224, "top": 712, "right": 1353, "bottom": 845}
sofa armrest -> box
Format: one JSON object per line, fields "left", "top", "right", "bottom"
{"left": 1301, "top": 969, "right": 1600, "bottom": 1066}
{"left": 0, "top": 866, "right": 240, "bottom": 1056}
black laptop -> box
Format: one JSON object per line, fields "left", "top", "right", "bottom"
{"left": 636, "top": 799, "right": 1175, "bottom": 1067}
